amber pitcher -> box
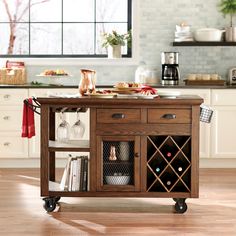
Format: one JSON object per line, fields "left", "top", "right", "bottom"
{"left": 79, "top": 69, "right": 96, "bottom": 95}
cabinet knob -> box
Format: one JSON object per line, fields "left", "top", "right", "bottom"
{"left": 3, "top": 116, "right": 10, "bottom": 120}
{"left": 4, "top": 142, "right": 10, "bottom": 146}
{"left": 112, "top": 113, "right": 125, "bottom": 119}
{"left": 135, "top": 152, "right": 140, "bottom": 158}
{"left": 3, "top": 94, "right": 10, "bottom": 99}
{"left": 162, "top": 114, "right": 176, "bottom": 119}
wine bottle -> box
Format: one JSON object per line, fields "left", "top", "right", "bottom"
{"left": 166, "top": 180, "right": 171, "bottom": 186}
{"left": 166, "top": 152, "right": 172, "bottom": 158}
{"left": 155, "top": 167, "right": 161, "bottom": 173}
{"left": 178, "top": 167, "right": 183, "bottom": 172}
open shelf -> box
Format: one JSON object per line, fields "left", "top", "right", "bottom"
{"left": 173, "top": 41, "right": 236, "bottom": 47}
{"left": 48, "top": 140, "right": 90, "bottom": 152}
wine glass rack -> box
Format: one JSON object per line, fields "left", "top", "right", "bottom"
{"left": 147, "top": 135, "right": 191, "bottom": 193}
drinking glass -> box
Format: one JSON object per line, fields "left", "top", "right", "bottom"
{"left": 71, "top": 112, "right": 85, "bottom": 139}
{"left": 57, "top": 112, "right": 70, "bottom": 143}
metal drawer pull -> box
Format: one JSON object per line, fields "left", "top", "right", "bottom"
{"left": 162, "top": 114, "right": 176, "bottom": 119}
{"left": 4, "top": 142, "right": 10, "bottom": 146}
{"left": 3, "top": 94, "right": 10, "bottom": 99}
{"left": 3, "top": 116, "right": 10, "bottom": 120}
{"left": 112, "top": 113, "right": 125, "bottom": 119}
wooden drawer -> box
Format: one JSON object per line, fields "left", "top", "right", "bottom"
{"left": 0, "top": 132, "right": 28, "bottom": 158}
{"left": 148, "top": 109, "right": 191, "bottom": 124}
{"left": 0, "top": 89, "right": 28, "bottom": 105}
{"left": 97, "top": 109, "right": 141, "bottom": 124}
{"left": 0, "top": 107, "right": 22, "bottom": 131}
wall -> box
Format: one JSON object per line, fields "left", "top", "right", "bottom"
{"left": 5, "top": 0, "right": 236, "bottom": 84}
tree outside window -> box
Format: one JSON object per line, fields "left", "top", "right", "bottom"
{"left": 0, "top": 0, "right": 132, "bottom": 57}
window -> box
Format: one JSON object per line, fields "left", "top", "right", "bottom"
{"left": 0, "top": 0, "right": 132, "bottom": 58}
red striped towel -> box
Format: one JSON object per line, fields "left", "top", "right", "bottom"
{"left": 21, "top": 98, "right": 35, "bottom": 138}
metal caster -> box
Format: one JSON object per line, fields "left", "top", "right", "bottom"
{"left": 54, "top": 196, "right": 61, "bottom": 203}
{"left": 174, "top": 198, "right": 187, "bottom": 214}
{"left": 43, "top": 197, "right": 57, "bottom": 212}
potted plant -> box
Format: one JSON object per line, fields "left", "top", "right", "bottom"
{"left": 102, "top": 30, "right": 131, "bottom": 58}
{"left": 219, "top": 0, "right": 236, "bottom": 41}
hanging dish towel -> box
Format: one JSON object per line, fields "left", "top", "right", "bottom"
{"left": 21, "top": 98, "right": 35, "bottom": 138}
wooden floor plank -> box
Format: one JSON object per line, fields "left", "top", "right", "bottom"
{"left": 0, "top": 169, "right": 236, "bottom": 236}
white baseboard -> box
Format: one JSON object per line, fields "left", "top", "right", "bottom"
{"left": 199, "top": 158, "right": 236, "bottom": 168}
{"left": 1, "top": 158, "right": 236, "bottom": 168}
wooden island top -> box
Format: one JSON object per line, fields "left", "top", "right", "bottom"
{"left": 37, "top": 95, "right": 203, "bottom": 107}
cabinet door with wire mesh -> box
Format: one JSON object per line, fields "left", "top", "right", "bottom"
{"left": 96, "top": 136, "right": 141, "bottom": 191}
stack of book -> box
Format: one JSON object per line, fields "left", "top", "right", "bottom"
{"left": 60, "top": 155, "right": 89, "bottom": 191}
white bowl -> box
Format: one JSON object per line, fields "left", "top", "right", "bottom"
{"left": 105, "top": 175, "right": 131, "bottom": 185}
{"left": 194, "top": 28, "right": 224, "bottom": 42}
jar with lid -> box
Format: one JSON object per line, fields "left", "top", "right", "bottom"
{"left": 135, "top": 64, "right": 160, "bottom": 85}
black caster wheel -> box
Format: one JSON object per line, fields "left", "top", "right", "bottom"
{"left": 54, "top": 196, "right": 61, "bottom": 203}
{"left": 43, "top": 197, "right": 56, "bottom": 212}
{"left": 174, "top": 199, "right": 187, "bottom": 214}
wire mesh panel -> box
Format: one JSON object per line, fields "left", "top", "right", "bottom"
{"left": 103, "top": 141, "right": 134, "bottom": 185}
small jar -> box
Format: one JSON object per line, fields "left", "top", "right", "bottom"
{"left": 135, "top": 64, "right": 160, "bottom": 85}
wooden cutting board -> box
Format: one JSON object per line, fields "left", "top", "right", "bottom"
{"left": 184, "top": 79, "right": 226, "bottom": 86}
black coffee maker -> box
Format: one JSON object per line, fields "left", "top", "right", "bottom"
{"left": 161, "top": 52, "right": 180, "bottom": 85}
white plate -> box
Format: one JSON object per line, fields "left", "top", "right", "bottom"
{"left": 117, "top": 94, "right": 158, "bottom": 99}
{"left": 158, "top": 91, "right": 181, "bottom": 97}
{"left": 84, "top": 93, "right": 117, "bottom": 98}
{"left": 36, "top": 74, "right": 71, "bottom": 77}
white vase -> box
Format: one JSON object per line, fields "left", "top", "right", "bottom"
{"left": 119, "top": 142, "right": 130, "bottom": 161}
{"left": 108, "top": 45, "right": 122, "bottom": 59}
{"left": 225, "top": 27, "right": 236, "bottom": 42}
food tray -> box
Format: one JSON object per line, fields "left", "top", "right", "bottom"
{"left": 184, "top": 79, "right": 225, "bottom": 86}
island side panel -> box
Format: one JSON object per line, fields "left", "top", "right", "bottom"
{"left": 40, "top": 105, "right": 49, "bottom": 196}
{"left": 191, "top": 105, "right": 200, "bottom": 197}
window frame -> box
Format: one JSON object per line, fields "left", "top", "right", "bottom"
{"left": 0, "top": 0, "right": 132, "bottom": 58}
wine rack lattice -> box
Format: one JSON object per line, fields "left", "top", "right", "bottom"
{"left": 147, "top": 135, "right": 191, "bottom": 193}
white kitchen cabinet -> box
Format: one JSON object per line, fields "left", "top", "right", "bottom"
{"left": 158, "top": 88, "right": 211, "bottom": 158}
{"left": 0, "top": 132, "right": 28, "bottom": 158}
{"left": 0, "top": 89, "right": 28, "bottom": 158}
{"left": 0, "top": 89, "right": 28, "bottom": 106}
{"left": 28, "top": 89, "right": 90, "bottom": 158}
{"left": 211, "top": 89, "right": 236, "bottom": 158}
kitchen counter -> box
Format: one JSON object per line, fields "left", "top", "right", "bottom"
{"left": 1, "top": 83, "right": 236, "bottom": 89}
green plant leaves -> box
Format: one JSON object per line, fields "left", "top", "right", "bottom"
{"left": 102, "top": 30, "right": 132, "bottom": 48}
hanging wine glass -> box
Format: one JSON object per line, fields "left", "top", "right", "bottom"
{"left": 71, "top": 111, "right": 85, "bottom": 139}
{"left": 57, "top": 111, "right": 70, "bottom": 143}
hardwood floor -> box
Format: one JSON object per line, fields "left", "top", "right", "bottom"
{"left": 0, "top": 169, "right": 236, "bottom": 236}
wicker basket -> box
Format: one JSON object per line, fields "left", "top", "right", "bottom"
{"left": 0, "top": 68, "right": 27, "bottom": 85}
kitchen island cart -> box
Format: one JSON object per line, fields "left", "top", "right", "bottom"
{"left": 38, "top": 95, "right": 203, "bottom": 213}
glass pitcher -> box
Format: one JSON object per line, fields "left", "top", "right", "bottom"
{"left": 79, "top": 69, "right": 96, "bottom": 95}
